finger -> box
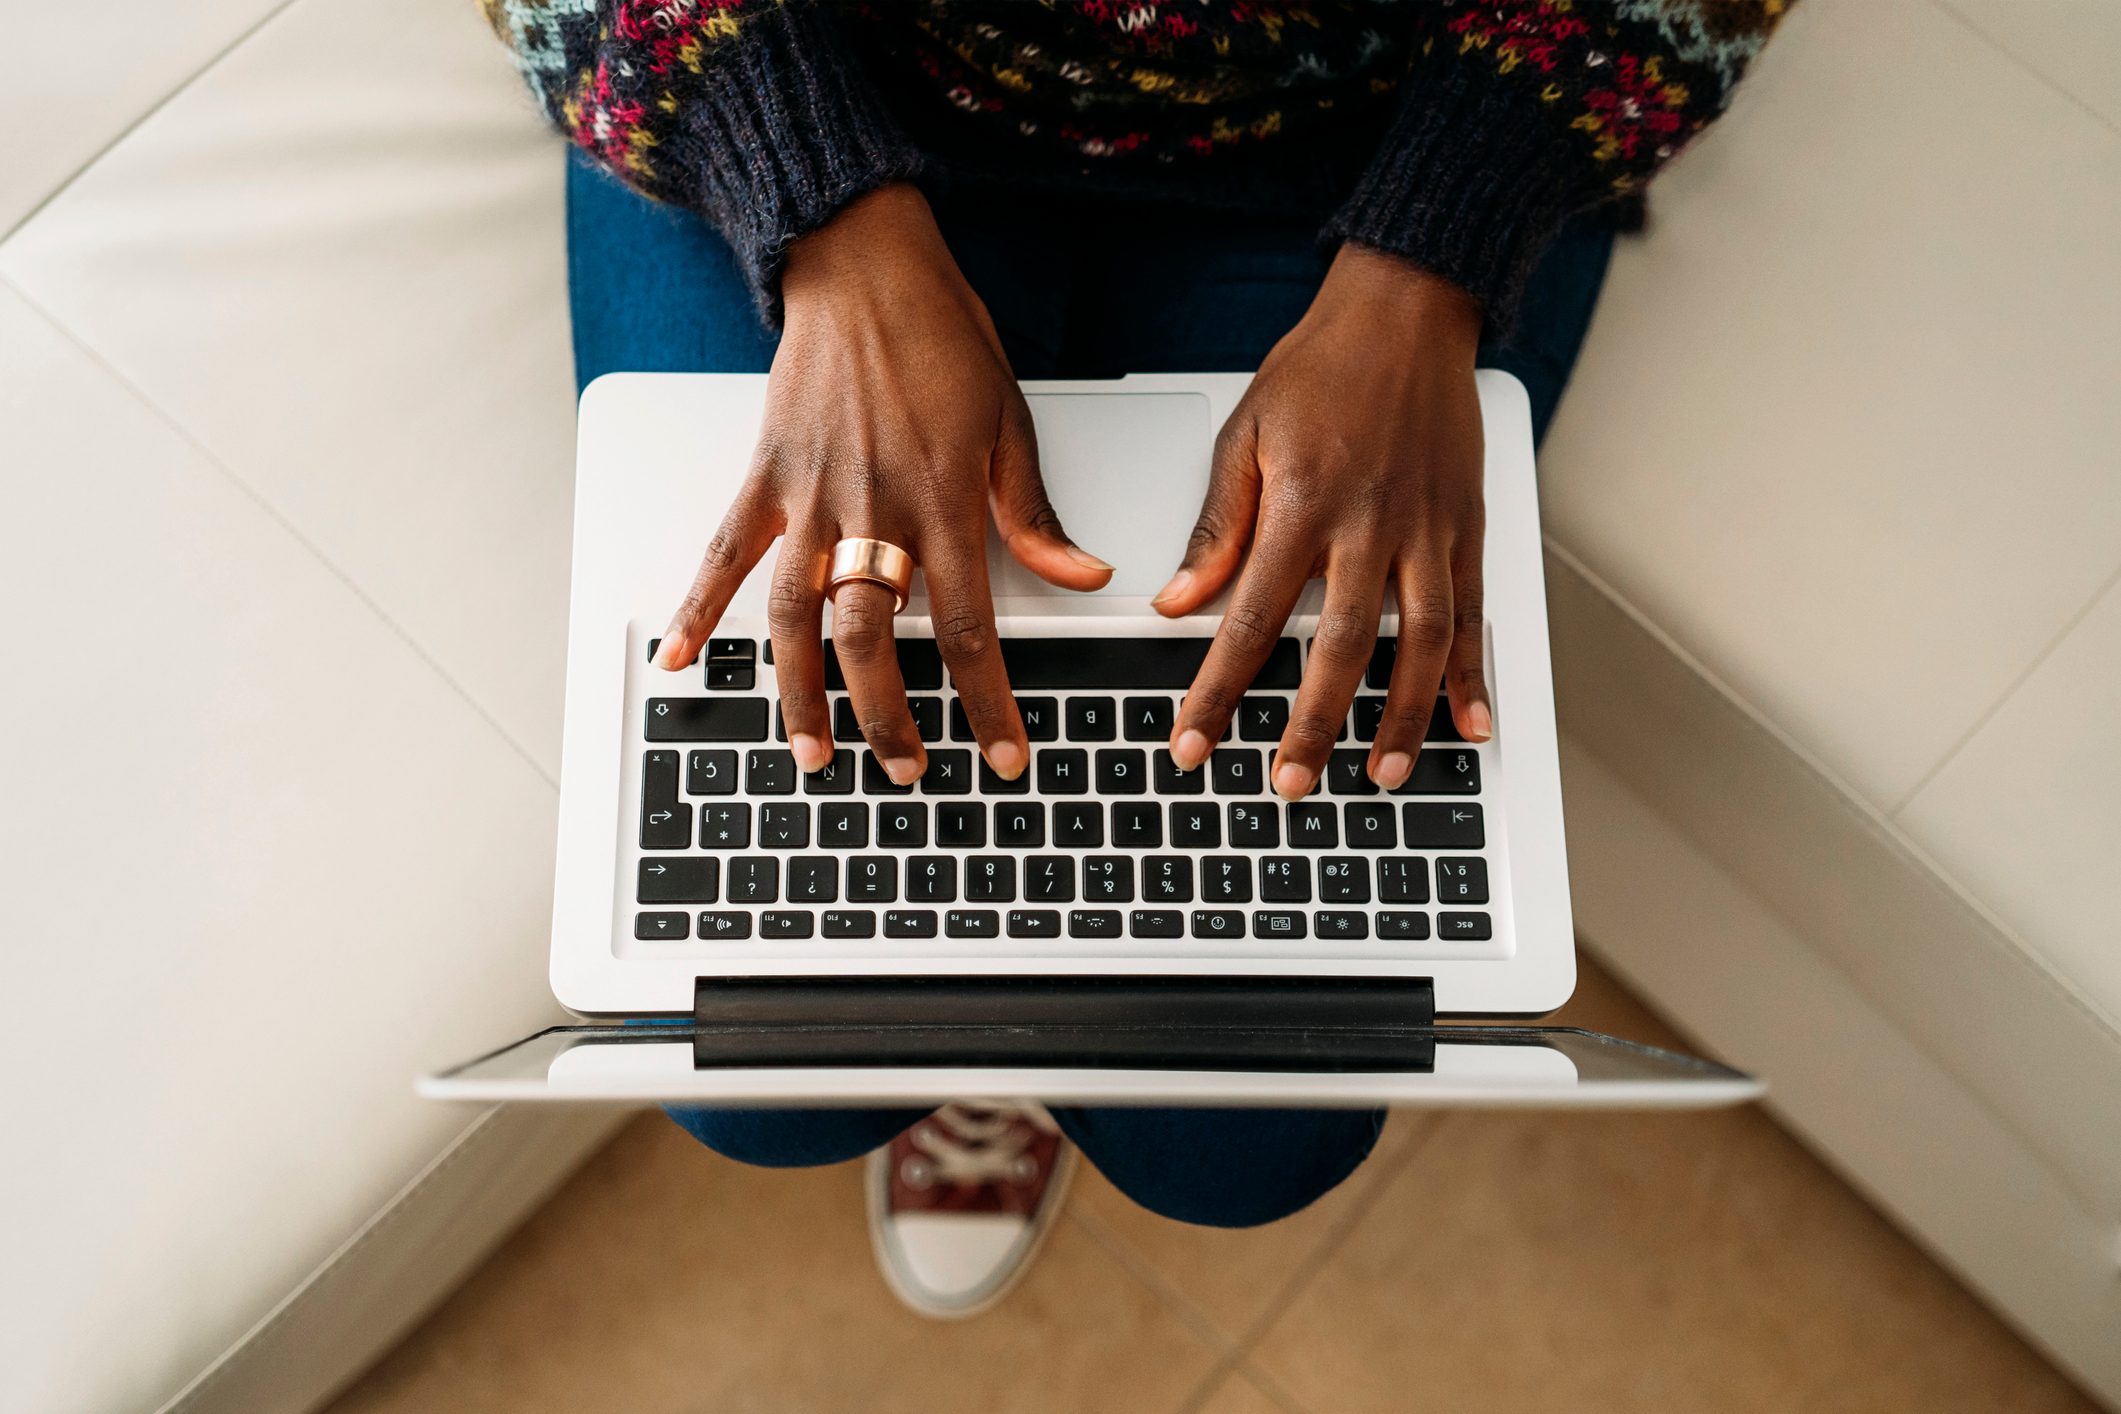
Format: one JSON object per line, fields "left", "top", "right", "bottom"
{"left": 1276, "top": 553, "right": 1386, "bottom": 800}
{"left": 989, "top": 403, "right": 1113, "bottom": 592}
{"left": 1152, "top": 417, "right": 1260, "bottom": 617}
{"left": 1167, "top": 517, "right": 1313, "bottom": 770}
{"left": 764, "top": 526, "right": 835, "bottom": 774}
{"left": 657, "top": 477, "right": 780, "bottom": 669}
{"left": 831, "top": 575, "right": 924, "bottom": 786}
{"left": 1367, "top": 562, "right": 1455, "bottom": 791}
{"left": 1442, "top": 537, "right": 1493, "bottom": 742}
{"left": 919, "top": 532, "right": 1028, "bottom": 779}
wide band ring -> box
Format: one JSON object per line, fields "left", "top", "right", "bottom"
{"left": 827, "top": 536, "right": 916, "bottom": 614}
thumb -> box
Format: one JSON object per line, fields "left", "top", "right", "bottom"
{"left": 1152, "top": 417, "right": 1260, "bottom": 617}
{"left": 989, "top": 406, "right": 1113, "bottom": 591}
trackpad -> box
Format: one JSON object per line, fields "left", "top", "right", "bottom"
{"left": 988, "top": 392, "right": 1214, "bottom": 599}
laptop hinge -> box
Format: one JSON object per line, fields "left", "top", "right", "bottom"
{"left": 689, "top": 975, "right": 1437, "bottom": 1072}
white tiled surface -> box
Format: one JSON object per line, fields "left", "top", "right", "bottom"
{"left": 1543, "top": 0, "right": 2121, "bottom": 813}
{"left": 1897, "top": 574, "right": 2121, "bottom": 1023}
{"left": 1936, "top": 0, "right": 2121, "bottom": 132}
{"left": 0, "top": 0, "right": 580, "bottom": 774}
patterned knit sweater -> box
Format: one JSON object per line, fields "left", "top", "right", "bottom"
{"left": 482, "top": 0, "right": 1790, "bottom": 326}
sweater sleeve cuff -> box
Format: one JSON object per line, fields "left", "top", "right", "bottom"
{"left": 676, "top": 2, "right": 922, "bottom": 325}
{"left": 1322, "top": 45, "right": 1591, "bottom": 331}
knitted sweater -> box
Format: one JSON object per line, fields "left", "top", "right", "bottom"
{"left": 482, "top": 0, "right": 1790, "bottom": 326}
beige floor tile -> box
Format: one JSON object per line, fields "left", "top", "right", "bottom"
{"left": 328, "top": 1115, "right": 1221, "bottom": 1414}
{"left": 1191, "top": 1365, "right": 1303, "bottom": 1414}
{"left": 1247, "top": 965, "right": 2095, "bottom": 1414}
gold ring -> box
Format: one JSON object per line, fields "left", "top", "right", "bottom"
{"left": 827, "top": 536, "right": 916, "bottom": 613}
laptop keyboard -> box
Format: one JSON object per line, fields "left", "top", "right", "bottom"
{"left": 627, "top": 624, "right": 1498, "bottom": 954}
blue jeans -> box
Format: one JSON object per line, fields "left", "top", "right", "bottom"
{"left": 566, "top": 152, "right": 1612, "bottom": 1227}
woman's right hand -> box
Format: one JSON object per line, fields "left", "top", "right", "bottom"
{"left": 653, "top": 184, "right": 1112, "bottom": 786}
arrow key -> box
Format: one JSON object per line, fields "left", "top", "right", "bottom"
{"left": 636, "top": 857, "right": 720, "bottom": 904}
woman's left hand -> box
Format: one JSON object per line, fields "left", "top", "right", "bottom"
{"left": 1153, "top": 245, "right": 1495, "bottom": 801}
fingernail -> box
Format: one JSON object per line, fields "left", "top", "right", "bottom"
{"left": 1171, "top": 728, "right": 1211, "bottom": 770}
{"left": 1273, "top": 761, "right": 1316, "bottom": 801}
{"left": 884, "top": 756, "right": 924, "bottom": 787}
{"left": 987, "top": 739, "right": 1027, "bottom": 780}
{"left": 1375, "top": 751, "right": 1413, "bottom": 790}
{"left": 791, "top": 733, "right": 829, "bottom": 773}
{"left": 1150, "top": 570, "right": 1193, "bottom": 609}
{"left": 1467, "top": 702, "right": 1494, "bottom": 741}
{"left": 1065, "top": 545, "right": 1115, "bottom": 574}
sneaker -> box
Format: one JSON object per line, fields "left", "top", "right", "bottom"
{"left": 865, "top": 1100, "right": 1077, "bottom": 1319}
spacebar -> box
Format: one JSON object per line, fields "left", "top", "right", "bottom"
{"left": 995, "top": 637, "right": 1300, "bottom": 689}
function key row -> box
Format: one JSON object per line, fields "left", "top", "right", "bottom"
{"left": 636, "top": 907, "right": 1492, "bottom": 943}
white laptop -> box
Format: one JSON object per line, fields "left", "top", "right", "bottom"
{"left": 423, "top": 371, "right": 1760, "bottom": 1109}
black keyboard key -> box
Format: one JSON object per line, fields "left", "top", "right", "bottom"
{"left": 1288, "top": 802, "right": 1339, "bottom": 849}
{"left": 920, "top": 749, "right": 973, "bottom": 795}
{"left": 634, "top": 911, "right": 688, "bottom": 940}
{"left": 1394, "top": 748, "right": 1480, "bottom": 795}
{"left": 640, "top": 750, "right": 691, "bottom": 849}
{"left": 1439, "top": 911, "right": 1493, "bottom": 940}
{"left": 1260, "top": 857, "right": 1310, "bottom": 902}
{"left": 1365, "top": 640, "right": 1395, "bottom": 690}
{"left": 1191, "top": 909, "right": 1246, "bottom": 939}
{"left": 1038, "top": 748, "right": 1090, "bottom": 795}
{"left": 707, "top": 637, "right": 755, "bottom": 662}
{"left": 727, "top": 857, "right": 779, "bottom": 903}
{"left": 1238, "top": 696, "right": 1288, "bottom": 742}
{"left": 845, "top": 856, "right": 897, "bottom": 903}
{"left": 1211, "top": 749, "right": 1265, "bottom": 795}
{"left": 1053, "top": 802, "right": 1103, "bottom": 847}
{"left": 1081, "top": 856, "right": 1133, "bottom": 902}
{"left": 1096, "top": 748, "right": 1148, "bottom": 795}
{"left": 1153, "top": 750, "right": 1204, "bottom": 795}
{"left": 995, "top": 803, "right": 1045, "bottom": 848}
{"left": 1123, "top": 697, "right": 1173, "bottom": 741}
{"left": 647, "top": 636, "right": 663, "bottom": 664}
{"left": 697, "top": 910, "right": 753, "bottom": 940}
{"left": 832, "top": 699, "right": 864, "bottom": 743}
{"left": 759, "top": 803, "right": 810, "bottom": 848}
{"left": 965, "top": 855, "right": 1016, "bottom": 901}
{"left": 821, "top": 639, "right": 943, "bottom": 691}
{"left": 978, "top": 758, "right": 1030, "bottom": 795}
{"left": 637, "top": 857, "right": 719, "bottom": 904}
{"left": 1378, "top": 857, "right": 1430, "bottom": 904}
{"left": 994, "top": 637, "right": 1299, "bottom": 689}
{"left": 1067, "top": 696, "right": 1117, "bottom": 741}
{"left": 937, "top": 802, "right": 986, "bottom": 848}
{"left": 905, "top": 855, "right": 956, "bottom": 902}
{"left": 1017, "top": 697, "right": 1060, "bottom": 741}
{"left": 1170, "top": 802, "right": 1220, "bottom": 848}
{"left": 885, "top": 909, "right": 939, "bottom": 938}
{"left": 862, "top": 753, "right": 915, "bottom": 796}
{"left": 1313, "top": 910, "right": 1368, "bottom": 941}
{"left": 745, "top": 749, "right": 797, "bottom": 794}
{"left": 699, "top": 803, "right": 750, "bottom": 849}
{"left": 1068, "top": 909, "right": 1123, "bottom": 938}
{"left": 1436, "top": 857, "right": 1489, "bottom": 904}
{"left": 786, "top": 856, "right": 837, "bottom": 902}
{"left": 1253, "top": 910, "right": 1307, "bottom": 940}
{"left": 1008, "top": 909, "right": 1062, "bottom": 938}
{"left": 822, "top": 909, "right": 876, "bottom": 938}
{"left": 1228, "top": 802, "right": 1278, "bottom": 848}
{"left": 1377, "top": 911, "right": 1431, "bottom": 941}
{"left": 1345, "top": 803, "right": 1397, "bottom": 850}
{"left": 706, "top": 662, "right": 754, "bottom": 690}
{"left": 1111, "top": 801, "right": 1161, "bottom": 847}
{"left": 1325, "top": 749, "right": 1377, "bottom": 796}
{"left": 1130, "top": 909, "right": 1185, "bottom": 939}
{"left": 1351, "top": 696, "right": 1463, "bottom": 744}
{"left": 687, "top": 749, "right": 738, "bottom": 795}
{"left": 908, "top": 696, "right": 944, "bottom": 742}
{"left": 946, "top": 909, "right": 1000, "bottom": 938}
{"left": 760, "top": 910, "right": 814, "bottom": 939}
{"left": 1142, "top": 856, "right": 1193, "bottom": 902}
{"left": 1318, "top": 856, "right": 1369, "bottom": 903}
{"left": 878, "top": 801, "right": 928, "bottom": 849}
{"left": 1403, "top": 802, "right": 1484, "bottom": 849}
{"left": 645, "top": 697, "right": 770, "bottom": 743}
{"left": 803, "top": 749, "right": 856, "bottom": 795}
{"left": 1025, "top": 855, "right": 1074, "bottom": 902}
{"left": 1201, "top": 856, "right": 1251, "bottom": 903}
{"left": 818, "top": 802, "right": 868, "bottom": 848}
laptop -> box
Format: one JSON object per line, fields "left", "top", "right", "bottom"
{"left": 423, "top": 371, "right": 1760, "bottom": 1109}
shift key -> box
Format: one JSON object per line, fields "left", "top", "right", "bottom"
{"left": 646, "top": 697, "right": 769, "bottom": 741}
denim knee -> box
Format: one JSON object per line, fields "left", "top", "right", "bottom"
{"left": 663, "top": 1106, "right": 929, "bottom": 1169}
{"left": 1054, "top": 1107, "right": 1388, "bottom": 1229}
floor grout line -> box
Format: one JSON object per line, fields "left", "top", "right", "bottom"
{"left": 1064, "top": 1203, "right": 1243, "bottom": 1362}
{"left": 1, "top": 273, "right": 561, "bottom": 794}
{"left": 1923, "top": 0, "right": 2121, "bottom": 143}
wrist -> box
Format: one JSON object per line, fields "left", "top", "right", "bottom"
{"left": 1317, "top": 245, "right": 1483, "bottom": 360}
{"left": 782, "top": 183, "right": 948, "bottom": 308}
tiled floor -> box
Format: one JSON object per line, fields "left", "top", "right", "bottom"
{"left": 328, "top": 958, "right": 2094, "bottom": 1414}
